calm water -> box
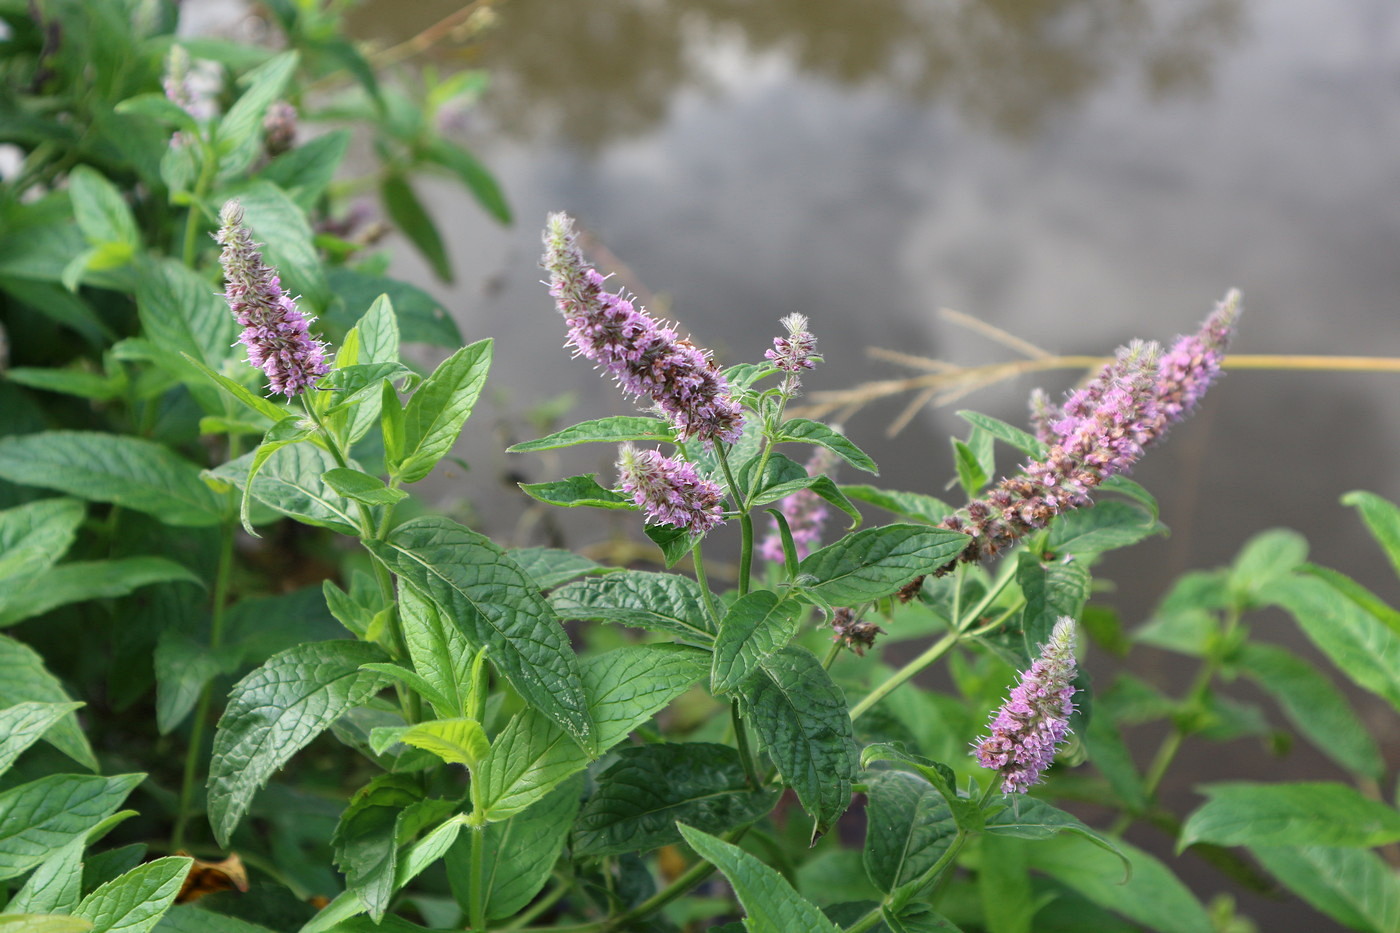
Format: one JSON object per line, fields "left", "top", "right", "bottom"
{"left": 211, "top": 1, "right": 1400, "bottom": 926}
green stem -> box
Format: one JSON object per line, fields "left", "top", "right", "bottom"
{"left": 598, "top": 828, "right": 751, "bottom": 933}
{"left": 180, "top": 141, "right": 217, "bottom": 268}
{"left": 690, "top": 541, "right": 722, "bottom": 629}
{"left": 821, "top": 640, "right": 843, "bottom": 670}
{"left": 500, "top": 873, "right": 572, "bottom": 931}
{"left": 172, "top": 514, "right": 236, "bottom": 850}
{"left": 732, "top": 701, "right": 760, "bottom": 790}
{"left": 715, "top": 446, "right": 752, "bottom": 597}
{"left": 849, "top": 630, "right": 960, "bottom": 722}
{"left": 469, "top": 824, "right": 487, "bottom": 932}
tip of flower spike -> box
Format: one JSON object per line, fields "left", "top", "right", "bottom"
{"left": 1205, "top": 288, "right": 1242, "bottom": 347}
{"left": 220, "top": 199, "right": 245, "bottom": 230}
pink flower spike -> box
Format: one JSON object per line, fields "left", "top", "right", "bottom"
{"left": 216, "top": 200, "right": 330, "bottom": 397}
{"left": 975, "top": 617, "right": 1078, "bottom": 794}
{"left": 616, "top": 443, "right": 725, "bottom": 536}
{"left": 765, "top": 313, "right": 819, "bottom": 397}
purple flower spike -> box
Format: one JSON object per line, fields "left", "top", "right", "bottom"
{"left": 617, "top": 443, "right": 725, "bottom": 536}
{"left": 216, "top": 200, "right": 330, "bottom": 397}
{"left": 759, "top": 442, "right": 840, "bottom": 562}
{"left": 975, "top": 617, "right": 1078, "bottom": 794}
{"left": 542, "top": 213, "right": 744, "bottom": 446}
{"left": 765, "top": 313, "right": 819, "bottom": 396}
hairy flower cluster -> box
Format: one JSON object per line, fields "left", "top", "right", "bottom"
{"left": 759, "top": 443, "right": 840, "bottom": 562}
{"left": 927, "top": 292, "right": 1240, "bottom": 575}
{"left": 766, "top": 313, "right": 819, "bottom": 396}
{"left": 829, "top": 607, "right": 884, "bottom": 656}
{"left": 975, "top": 617, "right": 1078, "bottom": 794}
{"left": 216, "top": 200, "right": 330, "bottom": 397}
{"left": 542, "top": 213, "right": 744, "bottom": 445}
{"left": 616, "top": 443, "right": 725, "bottom": 535}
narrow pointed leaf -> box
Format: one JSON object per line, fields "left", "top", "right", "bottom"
{"left": 798, "top": 525, "right": 969, "bottom": 606}
{"left": 1180, "top": 782, "right": 1400, "bottom": 851}
{"left": 507, "top": 416, "right": 672, "bottom": 453}
{"left": 551, "top": 571, "right": 715, "bottom": 642}
{"left": 0, "top": 635, "right": 97, "bottom": 769}
{"left": 678, "top": 824, "right": 841, "bottom": 933}
{"left": 395, "top": 339, "right": 492, "bottom": 483}
{"left": 0, "top": 774, "right": 143, "bottom": 881}
{"left": 72, "top": 856, "right": 191, "bottom": 933}
{"left": 862, "top": 770, "right": 957, "bottom": 893}
{"left": 711, "top": 591, "right": 801, "bottom": 694}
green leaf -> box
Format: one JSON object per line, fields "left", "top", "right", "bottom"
{"left": 776, "top": 420, "right": 878, "bottom": 475}
{"left": 337, "top": 295, "right": 402, "bottom": 443}
{"left": 797, "top": 525, "right": 969, "bottom": 606}
{"left": 398, "top": 719, "right": 490, "bottom": 769}
{"left": 419, "top": 138, "right": 511, "bottom": 225}
{"left": 208, "top": 445, "right": 361, "bottom": 535}
{"left": 0, "top": 432, "right": 224, "bottom": 526}
{"left": 207, "top": 641, "right": 393, "bottom": 846}
{"left": 72, "top": 856, "right": 191, "bottom": 933}
{"left": 258, "top": 129, "right": 351, "bottom": 209}
{"left": 321, "top": 468, "right": 407, "bottom": 507}
{"left": 519, "top": 475, "right": 634, "bottom": 511}
{"left": 0, "top": 702, "right": 83, "bottom": 775}
{"left": 839, "top": 485, "right": 953, "bottom": 524}
{"left": 643, "top": 522, "right": 693, "bottom": 568}
{"left": 748, "top": 464, "right": 861, "bottom": 531}
{"left": 951, "top": 439, "right": 987, "bottom": 499}
{"left": 1025, "top": 835, "right": 1211, "bottom": 933}
{"left": 0, "top": 559, "right": 202, "bottom": 629}
{"left": 0, "top": 498, "right": 84, "bottom": 588}
{"left": 507, "top": 416, "right": 673, "bottom": 453}
{"left": 364, "top": 517, "right": 591, "bottom": 746}
{"left": 575, "top": 743, "right": 776, "bottom": 857}
{"left": 324, "top": 269, "right": 462, "bottom": 349}
{"left": 507, "top": 548, "right": 612, "bottom": 590}
{"left": 1250, "top": 846, "right": 1400, "bottom": 933}
{"left": 0, "top": 635, "right": 97, "bottom": 770}
{"left": 1228, "top": 529, "right": 1309, "bottom": 600}
{"left": 1268, "top": 573, "right": 1400, "bottom": 713}
{"left": 1180, "top": 782, "right": 1400, "bottom": 851}
{"left": 68, "top": 166, "right": 139, "bottom": 250}
{"left": 381, "top": 172, "right": 451, "bottom": 282}
{"left": 1046, "top": 501, "right": 1161, "bottom": 555}
{"left": 678, "top": 824, "right": 841, "bottom": 933}
{"left": 5, "top": 837, "right": 85, "bottom": 915}
{"left": 979, "top": 834, "right": 1035, "bottom": 933}
{"left": 179, "top": 354, "right": 288, "bottom": 424}
{"left": 0, "top": 774, "right": 143, "bottom": 881}
{"left": 1342, "top": 490, "right": 1400, "bottom": 580}
{"left": 1016, "top": 552, "right": 1090, "bottom": 656}
{"left": 984, "top": 796, "right": 1128, "bottom": 877}
{"left": 397, "top": 586, "right": 474, "bottom": 720}
{"left": 156, "top": 906, "right": 278, "bottom": 932}
{"left": 0, "top": 918, "right": 93, "bottom": 932}
{"left": 394, "top": 339, "right": 492, "bottom": 483}
{"left": 154, "top": 633, "right": 236, "bottom": 735}
{"left": 1301, "top": 564, "right": 1400, "bottom": 637}
{"left": 215, "top": 52, "right": 298, "bottom": 174}
{"left": 745, "top": 646, "right": 857, "bottom": 834}
{"left": 135, "top": 258, "right": 237, "bottom": 372}
{"left": 1235, "top": 642, "right": 1383, "bottom": 779}
{"left": 711, "top": 591, "right": 801, "bottom": 695}
{"left": 227, "top": 180, "right": 330, "bottom": 310}
{"left": 5, "top": 368, "right": 123, "bottom": 402}
{"left": 330, "top": 774, "right": 419, "bottom": 921}
{"left": 475, "top": 645, "right": 706, "bottom": 821}
{"left": 447, "top": 776, "right": 582, "bottom": 920}
{"left": 955, "top": 411, "right": 1047, "bottom": 459}
{"left": 550, "top": 570, "right": 716, "bottom": 642}
{"left": 862, "top": 770, "right": 956, "bottom": 894}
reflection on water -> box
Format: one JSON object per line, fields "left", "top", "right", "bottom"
{"left": 351, "top": 0, "right": 1244, "bottom": 146}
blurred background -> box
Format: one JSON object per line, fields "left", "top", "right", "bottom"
{"left": 189, "top": 1, "right": 1400, "bottom": 926}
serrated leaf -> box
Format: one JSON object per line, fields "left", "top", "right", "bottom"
{"left": 476, "top": 645, "right": 706, "bottom": 821}
{"left": 72, "top": 856, "right": 191, "bottom": 933}
{"left": 330, "top": 774, "right": 419, "bottom": 921}
{"left": 1016, "top": 552, "right": 1090, "bottom": 656}
{"left": 1046, "top": 501, "right": 1161, "bottom": 555}
{"left": 395, "top": 339, "right": 491, "bottom": 483}
{"left": 397, "top": 586, "right": 473, "bottom": 720}
{"left": 1268, "top": 573, "right": 1400, "bottom": 713}
{"left": 776, "top": 420, "right": 878, "bottom": 475}
{"left": 644, "top": 522, "right": 693, "bottom": 568}
{"left": 575, "top": 743, "right": 776, "bottom": 857}
{"left": 1250, "top": 846, "right": 1400, "bottom": 933}
{"left": 507, "top": 416, "right": 673, "bottom": 453}
{"left": 0, "top": 558, "right": 202, "bottom": 629}
{"left": 955, "top": 411, "right": 1047, "bottom": 459}
{"left": 745, "top": 646, "right": 857, "bottom": 834}
{"left": 0, "top": 498, "right": 84, "bottom": 588}
{"left": 381, "top": 173, "right": 451, "bottom": 282}
{"left": 984, "top": 796, "right": 1128, "bottom": 876}
{"left": 398, "top": 718, "right": 490, "bottom": 769}
{"left": 364, "top": 517, "right": 591, "bottom": 746}
{"left": 1236, "top": 642, "right": 1382, "bottom": 779}
{"left": 321, "top": 468, "right": 406, "bottom": 507}
{"left": 508, "top": 548, "right": 612, "bottom": 590}
{"left": 208, "top": 445, "right": 361, "bottom": 535}
{"left": 0, "top": 635, "right": 97, "bottom": 770}
{"left": 68, "top": 166, "right": 139, "bottom": 249}
{"left": 862, "top": 770, "right": 957, "bottom": 894}
{"left": 0, "top": 702, "right": 83, "bottom": 775}
{"left": 1025, "top": 835, "right": 1210, "bottom": 933}
{"left": 678, "top": 824, "right": 841, "bottom": 933}
{"left": 550, "top": 571, "right": 715, "bottom": 642}
{"left": 519, "top": 474, "right": 635, "bottom": 511}
{"left": 1179, "top": 782, "right": 1400, "bottom": 851}
{"left": 5, "top": 836, "right": 85, "bottom": 915}
{"left": 840, "top": 485, "right": 953, "bottom": 524}
{"left": 447, "top": 776, "right": 582, "bottom": 920}
{"left": 0, "top": 774, "right": 143, "bottom": 881}
{"left": 798, "top": 525, "right": 969, "bottom": 606}
{"left": 711, "top": 591, "right": 801, "bottom": 695}
{"left": 0, "top": 432, "right": 223, "bottom": 527}
{"left": 207, "top": 641, "right": 393, "bottom": 846}
{"left": 1342, "top": 490, "right": 1400, "bottom": 580}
